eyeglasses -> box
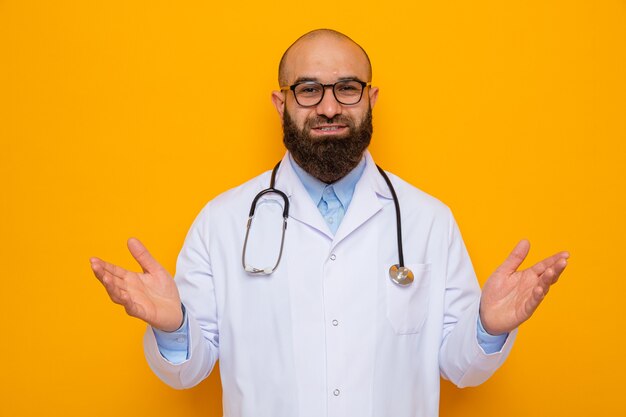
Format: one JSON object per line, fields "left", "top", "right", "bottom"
{"left": 280, "top": 80, "right": 371, "bottom": 107}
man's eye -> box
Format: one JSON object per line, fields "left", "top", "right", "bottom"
{"left": 298, "top": 86, "right": 322, "bottom": 94}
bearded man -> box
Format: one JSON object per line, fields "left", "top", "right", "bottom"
{"left": 91, "top": 29, "right": 569, "bottom": 417}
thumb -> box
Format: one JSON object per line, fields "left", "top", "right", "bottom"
{"left": 127, "top": 237, "right": 162, "bottom": 274}
{"left": 496, "top": 239, "right": 531, "bottom": 275}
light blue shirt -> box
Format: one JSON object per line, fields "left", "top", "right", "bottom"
{"left": 289, "top": 153, "right": 366, "bottom": 235}
{"left": 153, "top": 155, "right": 507, "bottom": 362}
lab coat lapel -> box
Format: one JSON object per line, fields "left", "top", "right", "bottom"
{"left": 273, "top": 153, "right": 334, "bottom": 239}
{"left": 331, "top": 152, "right": 393, "bottom": 249}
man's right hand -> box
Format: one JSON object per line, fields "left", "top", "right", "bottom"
{"left": 90, "top": 238, "right": 183, "bottom": 332}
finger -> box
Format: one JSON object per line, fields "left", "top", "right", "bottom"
{"left": 90, "top": 256, "right": 128, "bottom": 280}
{"left": 496, "top": 239, "right": 530, "bottom": 275}
{"left": 103, "top": 276, "right": 127, "bottom": 305}
{"left": 530, "top": 251, "right": 570, "bottom": 276}
{"left": 532, "top": 285, "right": 547, "bottom": 305}
{"left": 551, "top": 257, "right": 568, "bottom": 284}
{"left": 524, "top": 257, "right": 569, "bottom": 318}
{"left": 102, "top": 279, "right": 143, "bottom": 318}
{"left": 108, "top": 285, "right": 129, "bottom": 305}
{"left": 521, "top": 280, "right": 548, "bottom": 314}
{"left": 102, "top": 268, "right": 128, "bottom": 290}
{"left": 102, "top": 261, "right": 134, "bottom": 281}
{"left": 127, "top": 238, "right": 162, "bottom": 274}
{"left": 90, "top": 257, "right": 106, "bottom": 281}
{"left": 539, "top": 258, "right": 568, "bottom": 288}
{"left": 90, "top": 257, "right": 117, "bottom": 275}
{"left": 99, "top": 267, "right": 129, "bottom": 299}
{"left": 90, "top": 257, "right": 130, "bottom": 293}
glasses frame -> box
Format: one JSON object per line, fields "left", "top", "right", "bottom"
{"left": 280, "top": 80, "right": 371, "bottom": 107}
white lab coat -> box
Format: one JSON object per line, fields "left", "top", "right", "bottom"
{"left": 144, "top": 151, "right": 517, "bottom": 417}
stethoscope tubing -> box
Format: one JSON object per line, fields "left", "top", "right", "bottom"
{"left": 375, "top": 165, "right": 405, "bottom": 268}
{"left": 242, "top": 162, "right": 289, "bottom": 274}
{"left": 242, "top": 161, "right": 411, "bottom": 284}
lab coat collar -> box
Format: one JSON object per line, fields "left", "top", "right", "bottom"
{"left": 331, "top": 151, "right": 393, "bottom": 247}
{"left": 272, "top": 150, "right": 394, "bottom": 244}
{"left": 273, "top": 152, "right": 334, "bottom": 239}
{"left": 361, "top": 151, "right": 394, "bottom": 200}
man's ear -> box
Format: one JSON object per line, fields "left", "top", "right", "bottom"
{"left": 271, "top": 90, "right": 286, "bottom": 120}
{"left": 368, "top": 86, "right": 379, "bottom": 109}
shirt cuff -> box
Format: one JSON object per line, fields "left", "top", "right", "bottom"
{"left": 476, "top": 315, "right": 508, "bottom": 354}
{"left": 152, "top": 304, "right": 190, "bottom": 364}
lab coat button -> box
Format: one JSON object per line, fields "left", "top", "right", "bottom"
{"left": 333, "top": 389, "right": 340, "bottom": 396}
{"left": 330, "top": 254, "right": 336, "bottom": 261}
{"left": 332, "top": 319, "right": 339, "bottom": 326}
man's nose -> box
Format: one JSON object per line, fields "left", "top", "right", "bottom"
{"left": 315, "top": 87, "right": 342, "bottom": 118}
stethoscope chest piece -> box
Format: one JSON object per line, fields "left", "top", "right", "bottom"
{"left": 389, "top": 264, "right": 414, "bottom": 286}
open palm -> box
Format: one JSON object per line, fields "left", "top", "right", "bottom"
{"left": 480, "top": 240, "right": 569, "bottom": 335}
{"left": 90, "top": 238, "right": 183, "bottom": 332}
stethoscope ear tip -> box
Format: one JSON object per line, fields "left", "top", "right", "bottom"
{"left": 389, "top": 264, "right": 414, "bottom": 286}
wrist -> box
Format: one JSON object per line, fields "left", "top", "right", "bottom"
{"left": 156, "top": 304, "right": 186, "bottom": 333}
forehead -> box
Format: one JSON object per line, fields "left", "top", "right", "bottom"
{"left": 283, "top": 36, "right": 370, "bottom": 84}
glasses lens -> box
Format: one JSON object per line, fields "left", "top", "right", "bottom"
{"left": 294, "top": 82, "right": 324, "bottom": 106}
{"left": 334, "top": 81, "right": 364, "bottom": 105}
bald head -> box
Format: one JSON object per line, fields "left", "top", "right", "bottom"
{"left": 278, "top": 29, "right": 372, "bottom": 87}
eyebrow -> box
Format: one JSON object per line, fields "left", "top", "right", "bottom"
{"left": 292, "top": 75, "right": 364, "bottom": 84}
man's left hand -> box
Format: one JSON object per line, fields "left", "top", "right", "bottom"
{"left": 479, "top": 240, "right": 569, "bottom": 335}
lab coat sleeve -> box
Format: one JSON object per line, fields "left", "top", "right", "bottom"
{"left": 438, "top": 212, "right": 518, "bottom": 388}
{"left": 143, "top": 204, "right": 220, "bottom": 389}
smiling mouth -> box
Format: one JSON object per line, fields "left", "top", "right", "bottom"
{"left": 312, "top": 124, "right": 348, "bottom": 133}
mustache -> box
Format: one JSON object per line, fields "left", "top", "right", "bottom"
{"left": 305, "top": 115, "right": 354, "bottom": 128}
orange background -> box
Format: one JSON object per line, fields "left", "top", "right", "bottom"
{"left": 1, "top": 1, "right": 625, "bottom": 416}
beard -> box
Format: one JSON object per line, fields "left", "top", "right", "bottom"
{"left": 282, "top": 108, "right": 373, "bottom": 183}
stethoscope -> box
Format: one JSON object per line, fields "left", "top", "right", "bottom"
{"left": 242, "top": 161, "right": 415, "bottom": 286}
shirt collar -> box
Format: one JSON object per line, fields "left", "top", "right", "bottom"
{"left": 288, "top": 153, "right": 367, "bottom": 209}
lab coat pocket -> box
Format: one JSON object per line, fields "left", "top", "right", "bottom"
{"left": 386, "top": 263, "right": 431, "bottom": 335}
